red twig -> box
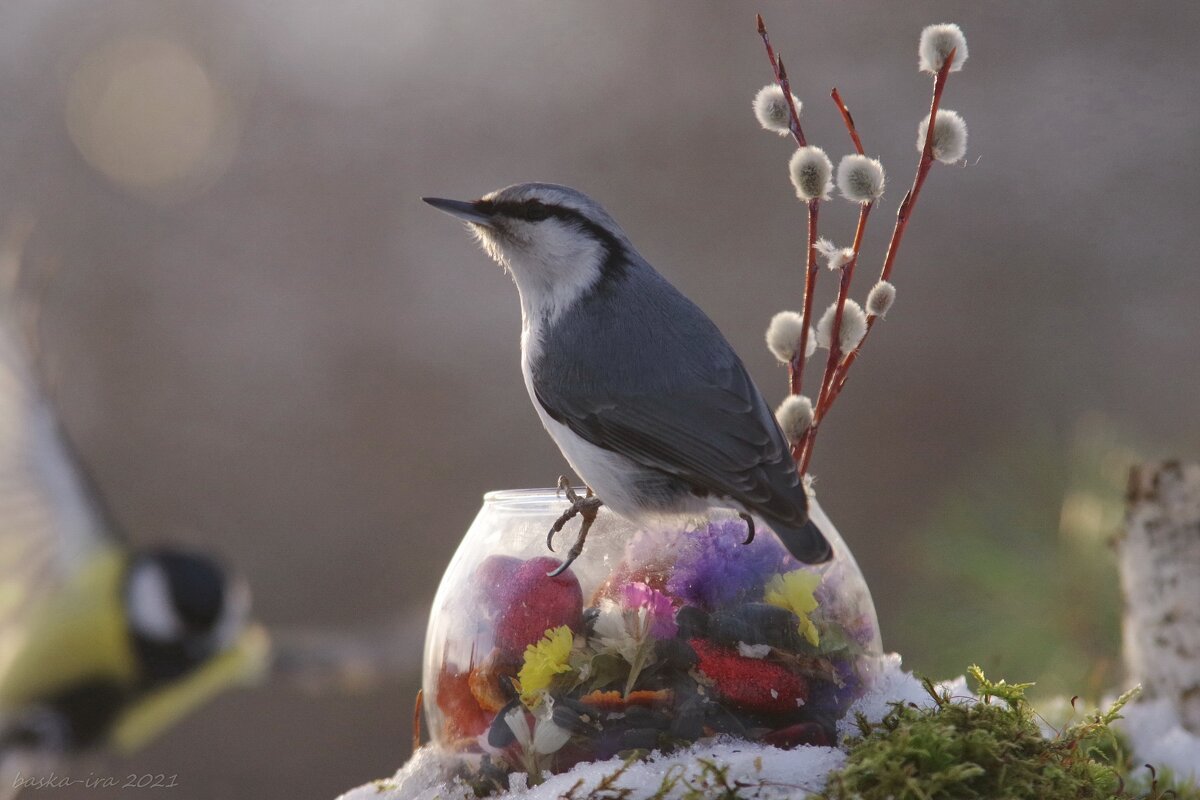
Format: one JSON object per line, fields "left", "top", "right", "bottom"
{"left": 775, "top": 60, "right": 807, "bottom": 148}
{"left": 801, "top": 269, "right": 850, "bottom": 472}
{"left": 849, "top": 200, "right": 872, "bottom": 253}
{"left": 755, "top": 14, "right": 778, "bottom": 75}
{"left": 755, "top": 18, "right": 961, "bottom": 474}
{"left": 880, "top": 49, "right": 955, "bottom": 283}
{"left": 757, "top": 14, "right": 806, "bottom": 147}
{"left": 819, "top": 48, "right": 957, "bottom": 419}
{"left": 758, "top": 14, "right": 821, "bottom": 469}
{"left": 830, "top": 88, "right": 865, "bottom": 156}
{"left": 758, "top": 14, "right": 777, "bottom": 72}
{"left": 818, "top": 205, "right": 872, "bottom": 405}
{"left": 787, "top": 200, "right": 820, "bottom": 403}
{"left": 799, "top": 202, "right": 872, "bottom": 473}
{"left": 796, "top": 86, "right": 872, "bottom": 470}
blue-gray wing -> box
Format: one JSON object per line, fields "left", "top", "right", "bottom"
{"left": 536, "top": 361, "right": 810, "bottom": 530}
{"left": 531, "top": 265, "right": 809, "bottom": 531}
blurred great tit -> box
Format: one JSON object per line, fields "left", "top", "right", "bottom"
{"left": 0, "top": 259, "right": 268, "bottom": 783}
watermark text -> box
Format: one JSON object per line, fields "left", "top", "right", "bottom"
{"left": 12, "top": 771, "right": 179, "bottom": 790}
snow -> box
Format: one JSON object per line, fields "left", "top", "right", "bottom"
{"left": 1118, "top": 696, "right": 1200, "bottom": 782}
{"left": 836, "top": 653, "right": 970, "bottom": 741}
{"left": 335, "top": 747, "right": 472, "bottom": 800}
{"left": 336, "top": 654, "right": 965, "bottom": 800}
{"left": 336, "top": 740, "right": 844, "bottom": 800}
{"left": 336, "top": 654, "right": 1200, "bottom": 800}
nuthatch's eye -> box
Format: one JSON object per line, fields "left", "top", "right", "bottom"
{"left": 522, "top": 200, "right": 550, "bottom": 221}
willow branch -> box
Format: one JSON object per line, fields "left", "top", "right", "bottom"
{"left": 820, "top": 48, "right": 957, "bottom": 415}
{"left": 799, "top": 202, "right": 872, "bottom": 473}
{"left": 787, "top": 200, "right": 820, "bottom": 416}
{"left": 830, "top": 88, "right": 865, "bottom": 156}
{"left": 757, "top": 14, "right": 807, "bottom": 147}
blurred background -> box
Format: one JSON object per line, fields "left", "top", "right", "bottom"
{"left": 0, "top": 1, "right": 1198, "bottom": 796}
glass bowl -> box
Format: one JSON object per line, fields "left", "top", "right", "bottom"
{"left": 422, "top": 489, "right": 881, "bottom": 788}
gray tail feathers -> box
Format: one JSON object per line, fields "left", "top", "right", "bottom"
{"left": 778, "top": 518, "right": 833, "bottom": 564}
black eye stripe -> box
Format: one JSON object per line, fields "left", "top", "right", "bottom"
{"left": 522, "top": 201, "right": 550, "bottom": 221}
{"left": 473, "top": 195, "right": 630, "bottom": 292}
{"left": 481, "top": 199, "right": 582, "bottom": 223}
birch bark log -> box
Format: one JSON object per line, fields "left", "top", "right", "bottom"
{"left": 1119, "top": 461, "right": 1200, "bottom": 732}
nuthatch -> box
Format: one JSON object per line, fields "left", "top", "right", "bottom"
{"left": 425, "top": 184, "right": 831, "bottom": 573}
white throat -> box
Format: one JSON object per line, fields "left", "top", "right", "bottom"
{"left": 475, "top": 221, "right": 607, "bottom": 334}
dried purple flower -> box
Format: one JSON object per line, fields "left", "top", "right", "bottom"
{"left": 621, "top": 581, "right": 678, "bottom": 639}
{"left": 666, "top": 519, "right": 789, "bottom": 610}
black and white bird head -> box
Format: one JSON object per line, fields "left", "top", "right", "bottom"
{"left": 125, "top": 549, "right": 250, "bottom": 681}
{"left": 424, "top": 183, "right": 632, "bottom": 323}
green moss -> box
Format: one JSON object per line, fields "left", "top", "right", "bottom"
{"left": 495, "top": 665, "right": 1200, "bottom": 800}
{"left": 817, "top": 666, "right": 1195, "bottom": 800}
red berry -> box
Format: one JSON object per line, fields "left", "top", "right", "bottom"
{"left": 474, "top": 555, "right": 522, "bottom": 598}
{"left": 690, "top": 639, "right": 808, "bottom": 713}
{"left": 492, "top": 557, "right": 583, "bottom": 657}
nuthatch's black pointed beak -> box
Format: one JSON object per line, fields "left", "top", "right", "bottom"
{"left": 422, "top": 197, "right": 494, "bottom": 226}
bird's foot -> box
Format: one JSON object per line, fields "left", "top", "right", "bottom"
{"left": 546, "top": 476, "right": 603, "bottom": 576}
{"left": 739, "top": 512, "right": 755, "bottom": 545}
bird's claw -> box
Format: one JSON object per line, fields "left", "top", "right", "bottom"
{"left": 547, "top": 477, "right": 591, "bottom": 550}
{"left": 545, "top": 480, "right": 603, "bottom": 575}
{"left": 545, "top": 505, "right": 574, "bottom": 552}
{"left": 547, "top": 522, "right": 592, "bottom": 577}
{"left": 739, "top": 512, "right": 756, "bottom": 545}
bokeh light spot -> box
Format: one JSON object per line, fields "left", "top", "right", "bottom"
{"left": 66, "top": 37, "right": 223, "bottom": 193}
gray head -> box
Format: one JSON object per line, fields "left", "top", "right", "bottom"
{"left": 424, "top": 183, "right": 633, "bottom": 321}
